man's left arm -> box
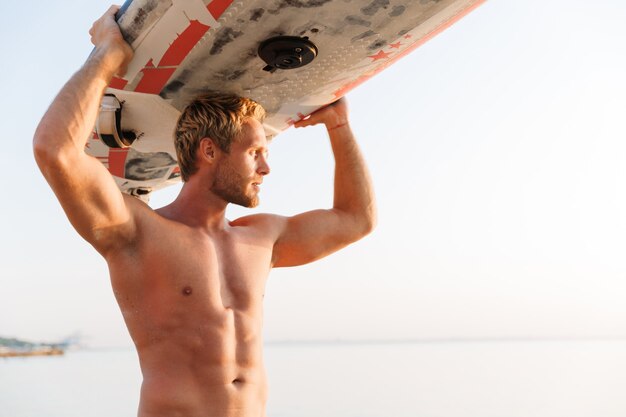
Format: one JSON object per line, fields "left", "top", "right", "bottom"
{"left": 271, "top": 98, "right": 377, "bottom": 267}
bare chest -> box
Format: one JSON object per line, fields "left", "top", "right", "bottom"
{"left": 109, "top": 225, "right": 273, "bottom": 315}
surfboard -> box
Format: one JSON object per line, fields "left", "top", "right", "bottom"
{"left": 86, "top": 0, "right": 485, "bottom": 199}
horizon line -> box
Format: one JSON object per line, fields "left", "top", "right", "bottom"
{"left": 73, "top": 335, "right": 626, "bottom": 351}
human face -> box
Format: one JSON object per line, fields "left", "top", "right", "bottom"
{"left": 211, "top": 119, "right": 270, "bottom": 208}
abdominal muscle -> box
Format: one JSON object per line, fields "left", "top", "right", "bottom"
{"left": 137, "top": 346, "right": 268, "bottom": 417}
{"left": 127, "top": 308, "right": 268, "bottom": 417}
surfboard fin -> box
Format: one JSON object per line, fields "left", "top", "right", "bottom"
{"left": 96, "top": 94, "right": 138, "bottom": 148}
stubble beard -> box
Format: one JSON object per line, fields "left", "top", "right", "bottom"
{"left": 212, "top": 160, "right": 259, "bottom": 208}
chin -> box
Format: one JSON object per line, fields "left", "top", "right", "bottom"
{"left": 230, "top": 194, "right": 259, "bottom": 208}
{"left": 247, "top": 196, "right": 260, "bottom": 208}
{"left": 244, "top": 189, "right": 260, "bottom": 208}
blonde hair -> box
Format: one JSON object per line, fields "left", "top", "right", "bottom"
{"left": 174, "top": 92, "right": 266, "bottom": 181}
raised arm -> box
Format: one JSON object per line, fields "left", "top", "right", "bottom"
{"left": 33, "top": 6, "right": 136, "bottom": 255}
{"left": 271, "top": 99, "right": 377, "bottom": 267}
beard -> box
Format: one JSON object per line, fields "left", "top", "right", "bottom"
{"left": 211, "top": 160, "right": 259, "bottom": 208}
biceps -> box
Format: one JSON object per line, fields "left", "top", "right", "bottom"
{"left": 272, "top": 209, "right": 356, "bottom": 267}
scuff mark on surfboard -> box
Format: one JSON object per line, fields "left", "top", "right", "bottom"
{"left": 129, "top": 8, "right": 149, "bottom": 35}
{"left": 216, "top": 68, "right": 248, "bottom": 81}
{"left": 368, "top": 38, "right": 388, "bottom": 50}
{"left": 361, "top": 0, "right": 390, "bottom": 16}
{"left": 250, "top": 8, "right": 265, "bottom": 21}
{"left": 267, "top": 0, "right": 333, "bottom": 14}
{"left": 162, "top": 80, "right": 186, "bottom": 96}
{"left": 117, "top": 0, "right": 171, "bottom": 45}
{"left": 390, "top": 5, "right": 406, "bottom": 16}
{"left": 292, "top": 21, "right": 329, "bottom": 37}
{"left": 210, "top": 27, "right": 244, "bottom": 55}
{"left": 352, "top": 30, "right": 377, "bottom": 42}
{"left": 345, "top": 15, "right": 372, "bottom": 27}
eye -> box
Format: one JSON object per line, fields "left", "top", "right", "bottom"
{"left": 249, "top": 148, "right": 268, "bottom": 159}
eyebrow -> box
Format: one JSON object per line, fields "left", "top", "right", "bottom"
{"left": 250, "top": 140, "right": 268, "bottom": 150}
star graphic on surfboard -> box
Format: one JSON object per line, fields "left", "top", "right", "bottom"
{"left": 368, "top": 50, "right": 393, "bottom": 61}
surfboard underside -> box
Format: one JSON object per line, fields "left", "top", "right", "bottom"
{"left": 85, "top": 0, "right": 485, "bottom": 198}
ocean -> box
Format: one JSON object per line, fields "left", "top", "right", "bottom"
{"left": 1, "top": 340, "right": 625, "bottom": 417}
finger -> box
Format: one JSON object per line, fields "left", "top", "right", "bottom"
{"left": 293, "top": 119, "right": 310, "bottom": 128}
{"left": 107, "top": 5, "right": 121, "bottom": 16}
{"left": 294, "top": 117, "right": 317, "bottom": 128}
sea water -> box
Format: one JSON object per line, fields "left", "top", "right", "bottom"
{"left": 1, "top": 340, "right": 625, "bottom": 417}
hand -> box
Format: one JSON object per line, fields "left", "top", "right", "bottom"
{"left": 294, "top": 98, "right": 349, "bottom": 130}
{"left": 88, "top": 5, "right": 134, "bottom": 76}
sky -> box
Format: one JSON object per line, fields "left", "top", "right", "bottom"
{"left": 1, "top": 0, "right": 626, "bottom": 348}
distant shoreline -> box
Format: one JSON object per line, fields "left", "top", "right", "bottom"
{"left": 0, "top": 348, "right": 65, "bottom": 358}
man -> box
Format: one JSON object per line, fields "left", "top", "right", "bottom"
{"left": 33, "top": 5, "right": 376, "bottom": 417}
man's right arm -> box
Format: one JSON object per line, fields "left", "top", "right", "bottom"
{"left": 33, "top": 6, "right": 137, "bottom": 255}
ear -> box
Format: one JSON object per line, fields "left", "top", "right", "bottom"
{"left": 198, "top": 137, "right": 218, "bottom": 163}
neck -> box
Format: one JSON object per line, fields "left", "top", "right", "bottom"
{"left": 159, "top": 177, "right": 229, "bottom": 232}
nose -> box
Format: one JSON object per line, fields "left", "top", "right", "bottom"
{"left": 257, "top": 155, "right": 270, "bottom": 176}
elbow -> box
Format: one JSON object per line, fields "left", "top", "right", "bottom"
{"left": 32, "top": 127, "right": 71, "bottom": 172}
{"left": 33, "top": 137, "right": 52, "bottom": 174}
{"left": 33, "top": 126, "right": 55, "bottom": 166}
{"left": 334, "top": 202, "right": 378, "bottom": 243}
{"left": 33, "top": 147, "right": 53, "bottom": 173}
{"left": 33, "top": 139, "right": 60, "bottom": 177}
{"left": 353, "top": 206, "right": 377, "bottom": 240}
{"left": 361, "top": 208, "right": 377, "bottom": 237}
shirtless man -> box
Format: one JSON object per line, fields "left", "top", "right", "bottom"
{"left": 33, "top": 6, "right": 375, "bottom": 417}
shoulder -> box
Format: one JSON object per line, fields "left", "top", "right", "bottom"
{"left": 230, "top": 213, "right": 287, "bottom": 229}
{"left": 229, "top": 213, "right": 288, "bottom": 239}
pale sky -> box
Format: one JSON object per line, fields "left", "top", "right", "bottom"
{"left": 1, "top": 0, "right": 626, "bottom": 348}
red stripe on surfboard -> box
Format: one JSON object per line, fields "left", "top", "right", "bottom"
{"left": 109, "top": 77, "right": 128, "bottom": 90}
{"left": 129, "top": 0, "right": 235, "bottom": 94}
{"left": 333, "top": 0, "right": 486, "bottom": 98}
{"left": 208, "top": 0, "right": 233, "bottom": 20}
{"left": 108, "top": 149, "right": 129, "bottom": 178}
{"left": 134, "top": 67, "right": 177, "bottom": 94}
{"left": 159, "top": 20, "right": 210, "bottom": 67}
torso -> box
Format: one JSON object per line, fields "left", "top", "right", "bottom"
{"left": 106, "top": 204, "right": 275, "bottom": 417}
